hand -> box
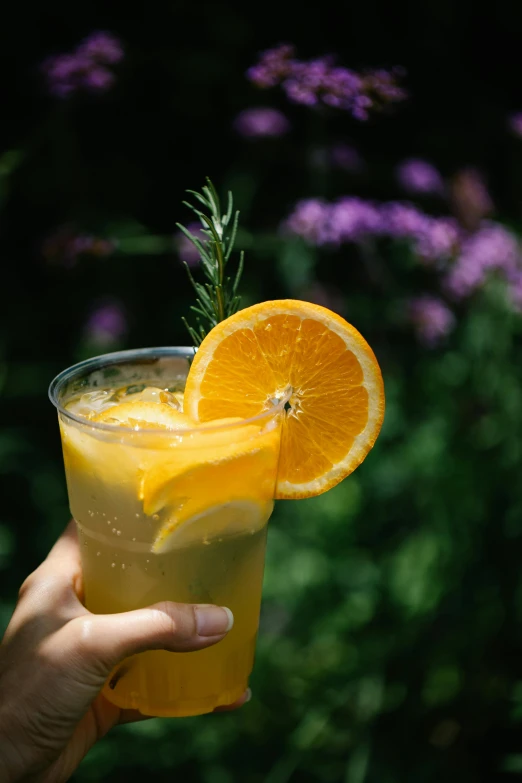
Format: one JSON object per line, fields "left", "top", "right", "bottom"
{"left": 0, "top": 521, "right": 246, "bottom": 782}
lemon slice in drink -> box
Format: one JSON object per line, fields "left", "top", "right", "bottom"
{"left": 139, "top": 418, "right": 279, "bottom": 516}
{"left": 95, "top": 401, "right": 190, "bottom": 429}
{"left": 152, "top": 499, "right": 273, "bottom": 552}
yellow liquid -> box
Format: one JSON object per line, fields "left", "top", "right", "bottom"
{"left": 60, "top": 383, "right": 280, "bottom": 716}
{"left": 79, "top": 521, "right": 268, "bottom": 716}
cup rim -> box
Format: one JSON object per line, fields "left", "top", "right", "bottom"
{"left": 48, "top": 346, "right": 285, "bottom": 436}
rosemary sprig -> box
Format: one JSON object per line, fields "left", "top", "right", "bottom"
{"left": 176, "top": 178, "right": 244, "bottom": 346}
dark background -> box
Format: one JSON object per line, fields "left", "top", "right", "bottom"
{"left": 3, "top": 2, "right": 522, "bottom": 781}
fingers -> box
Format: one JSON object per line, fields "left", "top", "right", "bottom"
{"left": 17, "top": 521, "right": 83, "bottom": 607}
{"left": 45, "top": 520, "right": 84, "bottom": 597}
{"left": 46, "top": 520, "right": 81, "bottom": 568}
{"left": 8, "top": 523, "right": 85, "bottom": 638}
{"left": 66, "top": 602, "right": 234, "bottom": 677}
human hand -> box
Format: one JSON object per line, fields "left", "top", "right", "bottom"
{"left": 0, "top": 521, "right": 246, "bottom": 782}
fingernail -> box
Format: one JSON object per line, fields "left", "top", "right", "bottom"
{"left": 245, "top": 687, "right": 252, "bottom": 703}
{"left": 195, "top": 605, "right": 234, "bottom": 637}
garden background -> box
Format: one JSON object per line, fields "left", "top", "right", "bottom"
{"left": 2, "top": 2, "right": 522, "bottom": 781}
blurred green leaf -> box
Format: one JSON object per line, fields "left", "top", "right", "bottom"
{"left": 277, "top": 238, "right": 317, "bottom": 291}
{"left": 387, "top": 531, "right": 446, "bottom": 616}
{"left": 422, "top": 665, "right": 462, "bottom": 706}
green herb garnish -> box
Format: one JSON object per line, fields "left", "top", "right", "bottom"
{"left": 176, "top": 178, "right": 244, "bottom": 346}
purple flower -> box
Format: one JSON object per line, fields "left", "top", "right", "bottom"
{"left": 396, "top": 159, "right": 445, "bottom": 196}
{"left": 413, "top": 217, "right": 461, "bottom": 265}
{"left": 326, "top": 198, "right": 381, "bottom": 243}
{"left": 444, "top": 222, "right": 521, "bottom": 299}
{"left": 281, "top": 199, "right": 331, "bottom": 245}
{"left": 42, "top": 32, "right": 123, "bottom": 98}
{"left": 283, "top": 193, "right": 522, "bottom": 311}
{"left": 83, "top": 67, "right": 115, "bottom": 92}
{"left": 363, "top": 68, "right": 408, "bottom": 104}
{"left": 409, "top": 296, "right": 455, "bottom": 346}
{"left": 378, "top": 203, "right": 459, "bottom": 263}
{"left": 84, "top": 301, "right": 127, "bottom": 346}
{"left": 246, "top": 44, "right": 295, "bottom": 88}
{"left": 77, "top": 32, "right": 124, "bottom": 65}
{"left": 233, "top": 107, "right": 290, "bottom": 138}
{"left": 247, "top": 45, "right": 406, "bottom": 120}
{"left": 319, "top": 65, "right": 368, "bottom": 115}
{"left": 283, "top": 57, "right": 336, "bottom": 107}
{"left": 378, "top": 202, "right": 429, "bottom": 239}
{"left": 283, "top": 196, "right": 464, "bottom": 271}
{"left": 176, "top": 222, "right": 206, "bottom": 266}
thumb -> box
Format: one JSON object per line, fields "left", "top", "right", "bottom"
{"left": 65, "top": 601, "right": 234, "bottom": 679}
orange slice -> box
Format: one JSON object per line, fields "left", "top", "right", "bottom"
{"left": 152, "top": 500, "right": 273, "bottom": 552}
{"left": 184, "top": 299, "right": 385, "bottom": 499}
{"left": 139, "top": 418, "right": 279, "bottom": 514}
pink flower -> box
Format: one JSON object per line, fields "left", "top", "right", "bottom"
{"left": 396, "top": 159, "right": 444, "bottom": 196}
{"left": 84, "top": 301, "right": 127, "bottom": 346}
{"left": 42, "top": 31, "right": 123, "bottom": 98}
{"left": 233, "top": 107, "right": 290, "bottom": 138}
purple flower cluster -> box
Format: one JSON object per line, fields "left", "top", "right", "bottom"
{"left": 284, "top": 194, "right": 522, "bottom": 341}
{"left": 444, "top": 222, "right": 522, "bottom": 299}
{"left": 247, "top": 44, "right": 295, "bottom": 88}
{"left": 396, "top": 158, "right": 445, "bottom": 196}
{"left": 84, "top": 300, "right": 127, "bottom": 346}
{"left": 283, "top": 197, "right": 460, "bottom": 264}
{"left": 247, "top": 44, "right": 406, "bottom": 120}
{"left": 43, "top": 226, "right": 115, "bottom": 266}
{"left": 408, "top": 296, "right": 456, "bottom": 346}
{"left": 42, "top": 31, "right": 123, "bottom": 98}
{"left": 379, "top": 203, "right": 460, "bottom": 263}
{"left": 233, "top": 107, "right": 290, "bottom": 138}
{"left": 281, "top": 198, "right": 331, "bottom": 245}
